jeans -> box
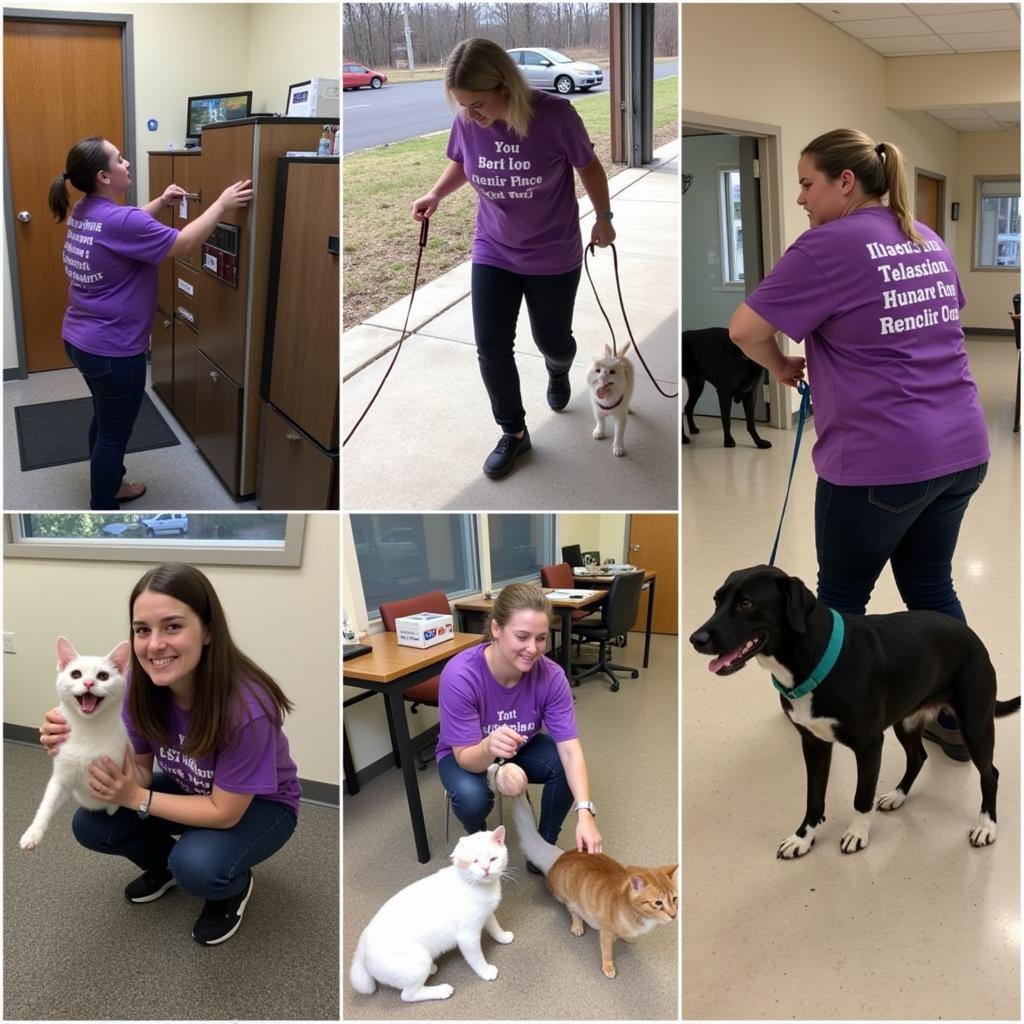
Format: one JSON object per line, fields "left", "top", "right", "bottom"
{"left": 815, "top": 462, "right": 988, "bottom": 621}
{"left": 437, "top": 732, "right": 573, "bottom": 845}
{"left": 72, "top": 772, "right": 297, "bottom": 901}
{"left": 470, "top": 263, "right": 581, "bottom": 434}
{"left": 63, "top": 341, "right": 148, "bottom": 510}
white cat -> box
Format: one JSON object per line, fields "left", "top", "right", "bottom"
{"left": 587, "top": 340, "right": 635, "bottom": 456}
{"left": 20, "top": 636, "right": 131, "bottom": 851}
{"left": 350, "top": 826, "right": 513, "bottom": 1002}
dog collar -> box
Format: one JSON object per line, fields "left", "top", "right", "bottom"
{"left": 596, "top": 395, "right": 624, "bottom": 410}
{"left": 772, "top": 608, "right": 845, "bottom": 700}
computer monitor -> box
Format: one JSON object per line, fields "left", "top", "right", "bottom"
{"left": 561, "top": 544, "right": 583, "bottom": 568}
{"left": 186, "top": 91, "right": 253, "bottom": 142}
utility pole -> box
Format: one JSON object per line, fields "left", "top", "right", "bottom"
{"left": 402, "top": 4, "right": 415, "bottom": 72}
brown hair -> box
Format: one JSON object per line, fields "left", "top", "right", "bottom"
{"left": 128, "top": 564, "right": 294, "bottom": 759}
{"left": 47, "top": 137, "right": 110, "bottom": 223}
{"left": 445, "top": 38, "right": 534, "bottom": 139}
{"left": 485, "top": 582, "right": 552, "bottom": 639}
{"left": 801, "top": 128, "right": 924, "bottom": 246}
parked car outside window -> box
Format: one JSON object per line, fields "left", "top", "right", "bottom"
{"left": 343, "top": 64, "right": 388, "bottom": 91}
{"left": 506, "top": 47, "right": 603, "bottom": 94}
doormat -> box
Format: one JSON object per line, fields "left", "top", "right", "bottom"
{"left": 14, "top": 394, "right": 180, "bottom": 472}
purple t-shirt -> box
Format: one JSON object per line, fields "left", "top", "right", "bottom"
{"left": 61, "top": 195, "right": 179, "bottom": 358}
{"left": 446, "top": 90, "right": 596, "bottom": 275}
{"left": 123, "top": 681, "right": 301, "bottom": 816}
{"left": 746, "top": 206, "right": 989, "bottom": 485}
{"left": 436, "top": 643, "right": 579, "bottom": 764}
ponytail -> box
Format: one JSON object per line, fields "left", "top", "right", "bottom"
{"left": 801, "top": 129, "right": 924, "bottom": 246}
{"left": 48, "top": 136, "right": 109, "bottom": 223}
{"left": 47, "top": 173, "right": 70, "bottom": 222}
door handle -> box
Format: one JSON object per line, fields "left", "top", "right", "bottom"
{"left": 17, "top": 211, "right": 31, "bottom": 223}
{"left": 630, "top": 544, "right": 640, "bottom": 552}
{"left": 163, "top": 319, "right": 172, "bottom": 329}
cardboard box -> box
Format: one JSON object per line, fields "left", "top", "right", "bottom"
{"left": 395, "top": 612, "right": 454, "bottom": 649}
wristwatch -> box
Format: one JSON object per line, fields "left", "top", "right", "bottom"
{"left": 137, "top": 788, "right": 154, "bottom": 820}
{"left": 594, "top": 211, "right": 614, "bottom": 220}
{"left": 574, "top": 800, "right": 597, "bottom": 817}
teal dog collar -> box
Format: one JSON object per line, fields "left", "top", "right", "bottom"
{"left": 772, "top": 608, "right": 845, "bottom": 700}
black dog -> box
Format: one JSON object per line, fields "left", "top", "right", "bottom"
{"left": 690, "top": 565, "right": 1020, "bottom": 858}
{"left": 682, "top": 327, "right": 771, "bottom": 449}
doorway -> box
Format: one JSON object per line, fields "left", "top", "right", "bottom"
{"left": 627, "top": 513, "right": 678, "bottom": 634}
{"left": 915, "top": 169, "right": 946, "bottom": 238}
{"left": 3, "top": 12, "right": 133, "bottom": 375}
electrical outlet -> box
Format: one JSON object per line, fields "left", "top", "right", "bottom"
{"left": 3, "top": 632, "right": 15, "bottom": 654}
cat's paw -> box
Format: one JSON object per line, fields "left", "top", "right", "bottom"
{"left": 570, "top": 922, "right": 584, "bottom": 937}
{"left": 602, "top": 962, "right": 617, "bottom": 979}
{"left": 476, "top": 963, "right": 498, "bottom": 981}
{"left": 19, "top": 827, "right": 44, "bottom": 850}
{"left": 613, "top": 445, "right": 625, "bottom": 456}
{"left": 494, "top": 929, "right": 514, "bottom": 944}
{"left": 593, "top": 426, "right": 605, "bottom": 440}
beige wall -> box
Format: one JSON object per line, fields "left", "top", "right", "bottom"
{"left": 4, "top": 514, "right": 340, "bottom": 787}
{"left": 3, "top": 1, "right": 339, "bottom": 372}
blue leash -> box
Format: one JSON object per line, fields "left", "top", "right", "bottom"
{"left": 768, "top": 380, "right": 812, "bottom": 567}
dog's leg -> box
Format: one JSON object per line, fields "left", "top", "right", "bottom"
{"left": 877, "top": 719, "right": 928, "bottom": 811}
{"left": 683, "top": 378, "right": 703, "bottom": 435}
{"left": 959, "top": 711, "right": 999, "bottom": 846}
{"left": 841, "top": 737, "right": 883, "bottom": 854}
{"left": 741, "top": 389, "right": 772, "bottom": 449}
{"left": 715, "top": 388, "right": 736, "bottom": 448}
{"left": 778, "top": 728, "right": 831, "bottom": 859}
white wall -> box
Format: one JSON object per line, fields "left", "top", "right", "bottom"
{"left": 4, "top": 513, "right": 340, "bottom": 787}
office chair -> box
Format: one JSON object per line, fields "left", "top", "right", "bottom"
{"left": 571, "top": 570, "right": 646, "bottom": 691}
{"left": 541, "top": 562, "right": 603, "bottom": 661}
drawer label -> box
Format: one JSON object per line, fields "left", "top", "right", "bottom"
{"left": 204, "top": 252, "right": 218, "bottom": 273}
{"left": 176, "top": 277, "right": 195, "bottom": 297}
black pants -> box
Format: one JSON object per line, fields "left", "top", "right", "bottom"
{"left": 470, "top": 262, "right": 581, "bottom": 434}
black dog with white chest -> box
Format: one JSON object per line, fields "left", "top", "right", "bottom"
{"left": 690, "top": 565, "right": 1020, "bottom": 858}
{"left": 682, "top": 327, "right": 771, "bottom": 449}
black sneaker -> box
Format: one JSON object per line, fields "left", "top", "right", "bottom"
{"left": 192, "top": 871, "right": 254, "bottom": 946}
{"left": 547, "top": 371, "right": 571, "bottom": 411}
{"left": 483, "top": 429, "right": 531, "bottom": 479}
{"left": 124, "top": 866, "right": 177, "bottom": 904}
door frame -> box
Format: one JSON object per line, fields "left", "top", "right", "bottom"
{"left": 914, "top": 167, "right": 947, "bottom": 239}
{"left": 3, "top": 8, "right": 136, "bottom": 380}
{"left": 683, "top": 109, "right": 796, "bottom": 429}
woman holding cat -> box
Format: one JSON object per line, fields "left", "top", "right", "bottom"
{"left": 411, "top": 37, "right": 616, "bottom": 479}
{"left": 38, "top": 563, "right": 300, "bottom": 946}
{"left": 437, "top": 583, "right": 602, "bottom": 861}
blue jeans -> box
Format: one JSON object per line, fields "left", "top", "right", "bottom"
{"left": 63, "top": 341, "right": 148, "bottom": 510}
{"left": 437, "top": 732, "right": 573, "bottom": 844}
{"left": 471, "top": 263, "right": 580, "bottom": 434}
{"left": 72, "top": 773, "right": 297, "bottom": 900}
{"left": 815, "top": 462, "right": 988, "bottom": 621}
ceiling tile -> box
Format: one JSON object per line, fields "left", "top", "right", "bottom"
{"left": 940, "top": 29, "right": 1021, "bottom": 49}
{"left": 922, "top": 9, "right": 1021, "bottom": 32}
{"left": 869, "top": 34, "right": 955, "bottom": 53}
{"left": 841, "top": 16, "right": 930, "bottom": 37}
{"left": 803, "top": 4, "right": 914, "bottom": 22}
{"left": 911, "top": 3, "right": 1014, "bottom": 13}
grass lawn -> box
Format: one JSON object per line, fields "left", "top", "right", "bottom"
{"left": 343, "top": 75, "right": 678, "bottom": 327}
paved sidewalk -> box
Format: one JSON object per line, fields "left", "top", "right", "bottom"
{"left": 342, "top": 140, "right": 680, "bottom": 511}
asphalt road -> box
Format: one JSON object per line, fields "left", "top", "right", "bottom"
{"left": 343, "top": 60, "right": 678, "bottom": 153}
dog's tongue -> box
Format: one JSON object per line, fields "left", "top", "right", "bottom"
{"left": 597, "top": 385, "right": 612, "bottom": 399}
{"left": 80, "top": 693, "right": 99, "bottom": 713}
{"left": 709, "top": 646, "right": 745, "bottom": 674}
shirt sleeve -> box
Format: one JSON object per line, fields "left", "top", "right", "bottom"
{"left": 113, "top": 207, "right": 179, "bottom": 266}
{"left": 445, "top": 118, "right": 464, "bottom": 164}
{"left": 539, "top": 664, "right": 579, "bottom": 742}
{"left": 212, "top": 714, "right": 280, "bottom": 796}
{"left": 438, "top": 662, "right": 485, "bottom": 752}
{"left": 744, "top": 242, "right": 835, "bottom": 344}
{"left": 559, "top": 101, "right": 596, "bottom": 169}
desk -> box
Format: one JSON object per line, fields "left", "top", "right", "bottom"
{"left": 343, "top": 631, "right": 482, "bottom": 863}
{"left": 452, "top": 589, "right": 606, "bottom": 677}
{"left": 572, "top": 569, "right": 658, "bottom": 668}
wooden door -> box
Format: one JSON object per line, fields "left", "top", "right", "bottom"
{"left": 4, "top": 18, "right": 125, "bottom": 372}
{"left": 628, "top": 514, "right": 678, "bottom": 634}
{"left": 916, "top": 173, "right": 943, "bottom": 237}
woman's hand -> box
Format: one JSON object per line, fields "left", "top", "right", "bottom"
{"left": 40, "top": 708, "right": 69, "bottom": 757}
{"left": 575, "top": 811, "right": 602, "bottom": 854}
{"left": 590, "top": 217, "right": 615, "bottom": 248}
{"left": 484, "top": 725, "right": 526, "bottom": 761}
{"left": 411, "top": 192, "right": 439, "bottom": 222}
{"left": 772, "top": 355, "right": 807, "bottom": 388}
{"left": 88, "top": 745, "right": 144, "bottom": 810}
{"left": 217, "top": 179, "right": 254, "bottom": 211}
{"left": 161, "top": 184, "right": 187, "bottom": 207}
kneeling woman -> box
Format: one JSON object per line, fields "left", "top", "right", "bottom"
{"left": 40, "top": 564, "right": 300, "bottom": 946}
{"left": 437, "top": 583, "right": 601, "bottom": 859}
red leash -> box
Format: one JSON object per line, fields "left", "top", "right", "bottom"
{"left": 583, "top": 241, "right": 678, "bottom": 399}
{"left": 343, "top": 218, "right": 430, "bottom": 447}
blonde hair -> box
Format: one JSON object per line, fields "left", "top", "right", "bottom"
{"left": 802, "top": 128, "right": 924, "bottom": 246}
{"left": 445, "top": 38, "right": 534, "bottom": 139}
{"left": 485, "top": 582, "right": 552, "bottom": 639}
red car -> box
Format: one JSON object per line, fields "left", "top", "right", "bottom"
{"left": 343, "top": 63, "right": 387, "bottom": 90}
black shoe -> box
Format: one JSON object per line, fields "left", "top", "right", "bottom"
{"left": 923, "top": 725, "right": 971, "bottom": 762}
{"left": 547, "top": 371, "right": 571, "bottom": 411}
{"left": 192, "top": 871, "right": 254, "bottom": 946}
{"left": 526, "top": 860, "right": 543, "bottom": 875}
{"left": 124, "top": 866, "right": 177, "bottom": 904}
{"left": 483, "top": 430, "right": 531, "bottom": 479}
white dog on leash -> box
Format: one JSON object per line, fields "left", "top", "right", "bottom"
{"left": 587, "top": 341, "right": 635, "bottom": 456}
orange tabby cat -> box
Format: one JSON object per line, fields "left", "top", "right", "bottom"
{"left": 510, "top": 794, "right": 677, "bottom": 978}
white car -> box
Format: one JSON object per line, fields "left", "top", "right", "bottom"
{"left": 140, "top": 513, "right": 189, "bottom": 537}
{"left": 506, "top": 47, "right": 604, "bottom": 94}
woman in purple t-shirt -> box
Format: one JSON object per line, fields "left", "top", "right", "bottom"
{"left": 48, "top": 138, "right": 253, "bottom": 510}
{"left": 39, "top": 563, "right": 300, "bottom": 946}
{"left": 729, "top": 129, "right": 990, "bottom": 759}
{"left": 436, "top": 583, "right": 602, "bottom": 864}
{"left": 411, "top": 38, "right": 616, "bottom": 479}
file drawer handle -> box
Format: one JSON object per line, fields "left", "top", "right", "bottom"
{"left": 285, "top": 432, "right": 301, "bottom": 443}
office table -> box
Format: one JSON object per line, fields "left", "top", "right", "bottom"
{"left": 452, "top": 589, "right": 605, "bottom": 677}
{"left": 343, "top": 631, "right": 482, "bottom": 863}
{"left": 572, "top": 569, "right": 658, "bottom": 668}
